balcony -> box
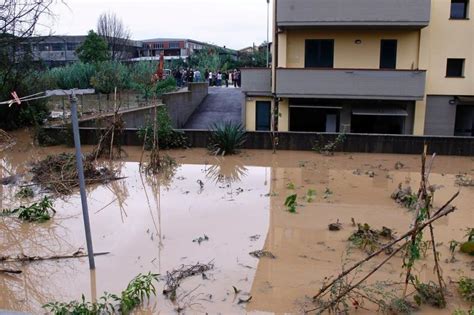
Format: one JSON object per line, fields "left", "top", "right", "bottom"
{"left": 276, "top": 0, "right": 431, "bottom": 28}
{"left": 241, "top": 68, "right": 272, "bottom": 96}
{"left": 275, "top": 68, "right": 426, "bottom": 100}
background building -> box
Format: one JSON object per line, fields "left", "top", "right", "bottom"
{"left": 241, "top": 0, "right": 473, "bottom": 137}
{"left": 21, "top": 36, "right": 236, "bottom": 65}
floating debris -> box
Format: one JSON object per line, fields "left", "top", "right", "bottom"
{"left": 192, "top": 235, "right": 209, "bottom": 245}
{"left": 348, "top": 223, "right": 394, "bottom": 254}
{"left": 395, "top": 161, "right": 405, "bottom": 170}
{"left": 391, "top": 183, "right": 418, "bottom": 210}
{"left": 30, "top": 153, "right": 119, "bottom": 195}
{"left": 328, "top": 220, "right": 342, "bottom": 231}
{"left": 163, "top": 262, "right": 214, "bottom": 301}
{"left": 249, "top": 250, "right": 276, "bottom": 259}
{"left": 455, "top": 174, "right": 474, "bottom": 187}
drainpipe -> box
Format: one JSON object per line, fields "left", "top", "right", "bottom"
{"left": 272, "top": 0, "right": 279, "bottom": 153}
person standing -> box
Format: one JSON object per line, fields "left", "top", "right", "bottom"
{"left": 233, "top": 69, "right": 238, "bottom": 88}
{"left": 217, "top": 71, "right": 222, "bottom": 87}
{"left": 204, "top": 69, "right": 209, "bottom": 83}
{"left": 208, "top": 71, "right": 213, "bottom": 86}
{"left": 237, "top": 69, "right": 241, "bottom": 88}
{"left": 223, "top": 71, "right": 229, "bottom": 87}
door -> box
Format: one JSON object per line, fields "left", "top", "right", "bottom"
{"left": 256, "top": 101, "right": 271, "bottom": 131}
{"left": 380, "top": 40, "right": 397, "bottom": 69}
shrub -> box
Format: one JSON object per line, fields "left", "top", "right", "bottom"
{"left": 156, "top": 77, "right": 177, "bottom": 97}
{"left": 458, "top": 277, "right": 474, "bottom": 303}
{"left": 137, "top": 106, "right": 188, "bottom": 149}
{"left": 208, "top": 121, "right": 246, "bottom": 156}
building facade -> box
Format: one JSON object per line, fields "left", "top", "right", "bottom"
{"left": 21, "top": 36, "right": 236, "bottom": 65}
{"left": 241, "top": 0, "right": 473, "bottom": 137}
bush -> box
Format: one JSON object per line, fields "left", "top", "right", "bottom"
{"left": 208, "top": 121, "right": 246, "bottom": 156}
{"left": 458, "top": 277, "right": 474, "bottom": 303}
{"left": 91, "top": 61, "right": 129, "bottom": 94}
{"left": 156, "top": 77, "right": 177, "bottom": 97}
{"left": 138, "top": 106, "right": 188, "bottom": 149}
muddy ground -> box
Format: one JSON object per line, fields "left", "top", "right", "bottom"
{"left": 0, "top": 130, "right": 473, "bottom": 314}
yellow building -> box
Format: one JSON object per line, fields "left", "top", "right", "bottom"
{"left": 241, "top": 0, "right": 474, "bottom": 136}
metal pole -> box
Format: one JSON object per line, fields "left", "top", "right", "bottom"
{"left": 70, "top": 93, "right": 95, "bottom": 269}
{"left": 266, "top": 0, "right": 270, "bottom": 68}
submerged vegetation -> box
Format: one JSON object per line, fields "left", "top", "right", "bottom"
{"left": 43, "top": 272, "right": 159, "bottom": 314}
{"left": 348, "top": 223, "right": 394, "bottom": 254}
{"left": 1, "top": 196, "right": 55, "bottom": 222}
{"left": 284, "top": 194, "right": 298, "bottom": 213}
{"left": 312, "top": 133, "right": 346, "bottom": 155}
{"left": 458, "top": 277, "right": 474, "bottom": 303}
{"left": 208, "top": 121, "right": 247, "bottom": 156}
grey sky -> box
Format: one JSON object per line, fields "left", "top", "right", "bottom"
{"left": 38, "top": 0, "right": 273, "bottom": 50}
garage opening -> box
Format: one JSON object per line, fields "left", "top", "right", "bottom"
{"left": 351, "top": 108, "right": 407, "bottom": 134}
{"left": 290, "top": 105, "right": 341, "bottom": 132}
{"left": 455, "top": 105, "right": 474, "bottom": 136}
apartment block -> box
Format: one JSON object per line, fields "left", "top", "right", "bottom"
{"left": 241, "top": 0, "right": 474, "bottom": 137}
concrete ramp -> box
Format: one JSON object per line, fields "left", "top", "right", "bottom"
{"left": 184, "top": 87, "right": 243, "bottom": 129}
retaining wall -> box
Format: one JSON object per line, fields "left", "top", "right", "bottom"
{"left": 41, "top": 127, "right": 474, "bottom": 156}
{"left": 163, "top": 83, "right": 208, "bottom": 128}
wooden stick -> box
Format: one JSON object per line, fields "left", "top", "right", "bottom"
{"left": 308, "top": 241, "right": 407, "bottom": 314}
{"left": 312, "top": 200, "right": 458, "bottom": 301}
{"left": 0, "top": 252, "right": 109, "bottom": 263}
{"left": 0, "top": 268, "right": 22, "bottom": 274}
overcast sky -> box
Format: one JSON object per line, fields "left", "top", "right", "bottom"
{"left": 38, "top": 0, "right": 273, "bottom": 50}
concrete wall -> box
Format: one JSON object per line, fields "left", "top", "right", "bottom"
{"left": 42, "top": 127, "right": 474, "bottom": 156}
{"left": 80, "top": 105, "right": 159, "bottom": 129}
{"left": 284, "top": 29, "right": 421, "bottom": 70}
{"left": 424, "top": 95, "right": 457, "bottom": 136}
{"left": 162, "top": 83, "right": 208, "bottom": 128}
{"left": 277, "top": 0, "right": 430, "bottom": 27}
{"left": 276, "top": 69, "right": 426, "bottom": 100}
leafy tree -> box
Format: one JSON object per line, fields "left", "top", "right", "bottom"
{"left": 76, "top": 30, "right": 109, "bottom": 63}
{"left": 91, "top": 61, "right": 129, "bottom": 95}
{"left": 130, "top": 61, "right": 157, "bottom": 101}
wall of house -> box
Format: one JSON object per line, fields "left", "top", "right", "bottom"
{"left": 420, "top": 0, "right": 474, "bottom": 96}
{"left": 244, "top": 97, "right": 289, "bottom": 132}
{"left": 424, "top": 95, "right": 457, "bottom": 136}
{"left": 283, "top": 29, "right": 420, "bottom": 69}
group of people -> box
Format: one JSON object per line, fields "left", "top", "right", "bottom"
{"left": 172, "top": 68, "right": 242, "bottom": 88}
{"left": 204, "top": 69, "right": 241, "bottom": 88}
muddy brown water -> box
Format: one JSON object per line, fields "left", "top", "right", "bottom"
{"left": 0, "top": 129, "right": 473, "bottom": 314}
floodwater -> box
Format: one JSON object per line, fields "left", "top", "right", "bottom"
{"left": 0, "top": 129, "right": 473, "bottom": 314}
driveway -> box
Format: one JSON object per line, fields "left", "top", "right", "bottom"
{"left": 184, "top": 87, "right": 243, "bottom": 129}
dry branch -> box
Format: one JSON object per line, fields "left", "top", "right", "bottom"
{"left": 163, "top": 262, "right": 214, "bottom": 302}
{"left": 0, "top": 251, "right": 109, "bottom": 263}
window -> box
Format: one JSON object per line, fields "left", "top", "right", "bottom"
{"left": 450, "top": 0, "right": 469, "bottom": 19}
{"left": 169, "top": 41, "right": 180, "bottom": 49}
{"left": 256, "top": 101, "right": 271, "bottom": 131}
{"left": 50, "top": 43, "right": 64, "bottom": 51}
{"left": 67, "top": 42, "right": 79, "bottom": 51}
{"left": 446, "top": 59, "right": 465, "bottom": 77}
{"left": 305, "top": 39, "right": 334, "bottom": 68}
{"left": 380, "top": 40, "right": 397, "bottom": 69}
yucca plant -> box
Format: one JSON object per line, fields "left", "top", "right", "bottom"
{"left": 208, "top": 121, "right": 247, "bottom": 156}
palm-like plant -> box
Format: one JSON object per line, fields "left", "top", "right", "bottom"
{"left": 208, "top": 121, "right": 247, "bottom": 156}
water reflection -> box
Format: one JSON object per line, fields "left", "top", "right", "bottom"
{"left": 205, "top": 156, "right": 248, "bottom": 185}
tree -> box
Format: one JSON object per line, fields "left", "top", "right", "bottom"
{"left": 76, "top": 30, "right": 109, "bottom": 63}
{"left": 91, "top": 61, "right": 128, "bottom": 95}
{"left": 97, "top": 11, "right": 131, "bottom": 61}
{"left": 0, "top": 0, "right": 56, "bottom": 129}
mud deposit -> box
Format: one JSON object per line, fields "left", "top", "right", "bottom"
{"left": 1, "top": 130, "right": 473, "bottom": 314}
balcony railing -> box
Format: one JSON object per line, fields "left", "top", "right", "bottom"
{"left": 275, "top": 68, "right": 426, "bottom": 100}
{"left": 276, "top": 0, "right": 431, "bottom": 28}
{"left": 241, "top": 68, "right": 272, "bottom": 95}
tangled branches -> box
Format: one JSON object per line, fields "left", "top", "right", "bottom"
{"left": 30, "top": 153, "right": 119, "bottom": 194}
{"left": 91, "top": 112, "right": 126, "bottom": 160}
{"left": 163, "top": 262, "right": 214, "bottom": 302}
{"left": 0, "top": 129, "right": 14, "bottom": 150}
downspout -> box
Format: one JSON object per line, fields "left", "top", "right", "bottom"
{"left": 272, "top": 0, "right": 279, "bottom": 153}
